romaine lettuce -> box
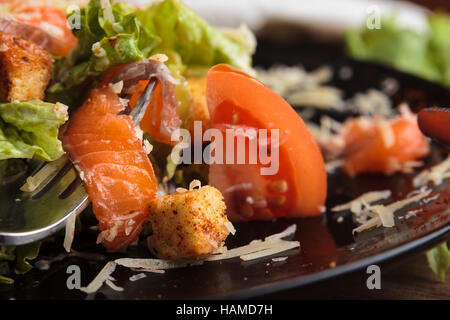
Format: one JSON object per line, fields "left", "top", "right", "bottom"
{"left": 426, "top": 242, "right": 450, "bottom": 282}
{"left": 345, "top": 13, "right": 450, "bottom": 87}
{"left": 0, "top": 100, "right": 68, "bottom": 161}
{"left": 49, "top": 0, "right": 255, "bottom": 107}
{"left": 136, "top": 0, "right": 255, "bottom": 74}
{"left": 0, "top": 243, "right": 41, "bottom": 284}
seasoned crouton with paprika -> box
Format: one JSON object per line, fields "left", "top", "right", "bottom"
{"left": 0, "top": 32, "right": 53, "bottom": 102}
{"left": 147, "top": 185, "right": 232, "bottom": 260}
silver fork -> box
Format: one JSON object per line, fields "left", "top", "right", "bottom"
{"left": 0, "top": 78, "right": 157, "bottom": 246}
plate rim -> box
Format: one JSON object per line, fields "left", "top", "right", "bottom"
{"left": 205, "top": 223, "right": 450, "bottom": 299}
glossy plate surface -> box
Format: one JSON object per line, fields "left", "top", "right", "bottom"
{"left": 1, "top": 40, "right": 449, "bottom": 300}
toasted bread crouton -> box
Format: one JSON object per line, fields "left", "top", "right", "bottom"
{"left": 185, "top": 77, "right": 210, "bottom": 134}
{"left": 147, "top": 185, "right": 231, "bottom": 260}
{"left": 0, "top": 32, "right": 53, "bottom": 102}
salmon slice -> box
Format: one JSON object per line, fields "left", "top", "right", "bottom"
{"left": 62, "top": 87, "right": 158, "bottom": 251}
{"left": 342, "top": 112, "right": 430, "bottom": 177}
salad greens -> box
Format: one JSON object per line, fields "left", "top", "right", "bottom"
{"left": 426, "top": 242, "right": 450, "bottom": 282}
{"left": 49, "top": 0, "right": 255, "bottom": 107}
{"left": 135, "top": 0, "right": 255, "bottom": 74}
{"left": 0, "top": 243, "right": 41, "bottom": 284}
{"left": 0, "top": 100, "right": 68, "bottom": 162}
{"left": 345, "top": 12, "right": 450, "bottom": 88}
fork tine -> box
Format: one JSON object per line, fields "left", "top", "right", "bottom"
{"left": 59, "top": 176, "right": 82, "bottom": 199}
{"left": 26, "top": 77, "right": 158, "bottom": 201}
{"left": 32, "top": 159, "right": 72, "bottom": 199}
{"left": 129, "top": 77, "right": 157, "bottom": 126}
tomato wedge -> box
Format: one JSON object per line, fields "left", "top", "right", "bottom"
{"left": 206, "top": 64, "right": 327, "bottom": 221}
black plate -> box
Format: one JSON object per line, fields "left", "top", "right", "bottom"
{"left": 1, "top": 40, "right": 449, "bottom": 300}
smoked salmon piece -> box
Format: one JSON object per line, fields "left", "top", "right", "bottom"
{"left": 62, "top": 86, "right": 158, "bottom": 251}
{"left": 342, "top": 107, "right": 430, "bottom": 177}
{"left": 1, "top": 3, "right": 78, "bottom": 56}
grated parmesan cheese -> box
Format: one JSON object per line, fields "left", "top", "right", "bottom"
{"left": 225, "top": 221, "right": 236, "bottom": 235}
{"left": 143, "top": 139, "right": 153, "bottom": 154}
{"left": 376, "top": 118, "right": 395, "bottom": 148}
{"left": 105, "top": 279, "right": 124, "bottom": 292}
{"left": 413, "top": 154, "right": 450, "bottom": 187}
{"left": 206, "top": 224, "right": 299, "bottom": 262}
{"left": 351, "top": 189, "right": 432, "bottom": 233}
{"left": 332, "top": 190, "right": 392, "bottom": 214}
{"left": 188, "top": 179, "right": 201, "bottom": 190}
{"left": 129, "top": 273, "right": 147, "bottom": 282}
{"left": 80, "top": 261, "right": 116, "bottom": 294}
{"left": 79, "top": 225, "right": 299, "bottom": 294}
{"left": 109, "top": 81, "right": 123, "bottom": 94}
{"left": 272, "top": 256, "right": 288, "bottom": 262}
{"left": 115, "top": 258, "right": 199, "bottom": 270}
{"left": 149, "top": 54, "right": 169, "bottom": 63}
{"left": 100, "top": 0, "right": 115, "bottom": 23}
{"left": 240, "top": 241, "right": 299, "bottom": 261}
{"left": 63, "top": 212, "right": 77, "bottom": 253}
{"left": 20, "top": 156, "right": 68, "bottom": 193}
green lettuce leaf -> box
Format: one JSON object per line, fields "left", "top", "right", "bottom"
{"left": 14, "top": 242, "right": 41, "bottom": 275}
{"left": 136, "top": 0, "right": 255, "bottom": 75}
{"left": 0, "top": 100, "right": 68, "bottom": 161}
{"left": 0, "top": 242, "right": 41, "bottom": 283}
{"left": 50, "top": 0, "right": 159, "bottom": 93}
{"left": 49, "top": 0, "right": 255, "bottom": 108}
{"left": 426, "top": 242, "right": 450, "bottom": 282}
{"left": 428, "top": 13, "right": 450, "bottom": 86}
{"left": 345, "top": 13, "right": 450, "bottom": 87}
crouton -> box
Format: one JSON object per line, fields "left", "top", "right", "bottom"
{"left": 147, "top": 185, "right": 231, "bottom": 260}
{"left": 185, "top": 77, "right": 210, "bottom": 134}
{"left": 0, "top": 32, "right": 53, "bottom": 102}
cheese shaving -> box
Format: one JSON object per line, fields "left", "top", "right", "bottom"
{"left": 272, "top": 257, "right": 288, "bottom": 262}
{"left": 63, "top": 212, "right": 76, "bottom": 253}
{"left": 115, "top": 258, "right": 198, "bottom": 270}
{"left": 109, "top": 81, "right": 123, "bottom": 94}
{"left": 265, "top": 224, "right": 297, "bottom": 241}
{"left": 149, "top": 54, "right": 169, "bottom": 63}
{"left": 143, "top": 139, "right": 153, "bottom": 154}
{"left": 129, "top": 268, "right": 165, "bottom": 274}
{"left": 225, "top": 221, "right": 236, "bottom": 235}
{"left": 189, "top": 179, "right": 201, "bottom": 190}
{"left": 325, "top": 160, "right": 343, "bottom": 173}
{"left": 20, "top": 156, "right": 67, "bottom": 193}
{"left": 129, "top": 273, "right": 147, "bottom": 282}
{"left": 80, "top": 261, "right": 116, "bottom": 294}
{"left": 332, "top": 190, "right": 391, "bottom": 213}
{"left": 206, "top": 224, "right": 299, "bottom": 261}
{"left": 352, "top": 188, "right": 432, "bottom": 233}
{"left": 100, "top": 0, "right": 115, "bottom": 23}
{"left": 240, "top": 241, "right": 299, "bottom": 261}
{"left": 413, "top": 154, "right": 450, "bottom": 187}
{"left": 376, "top": 118, "right": 395, "bottom": 148}
{"left": 105, "top": 279, "right": 124, "bottom": 292}
{"left": 79, "top": 225, "right": 299, "bottom": 294}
